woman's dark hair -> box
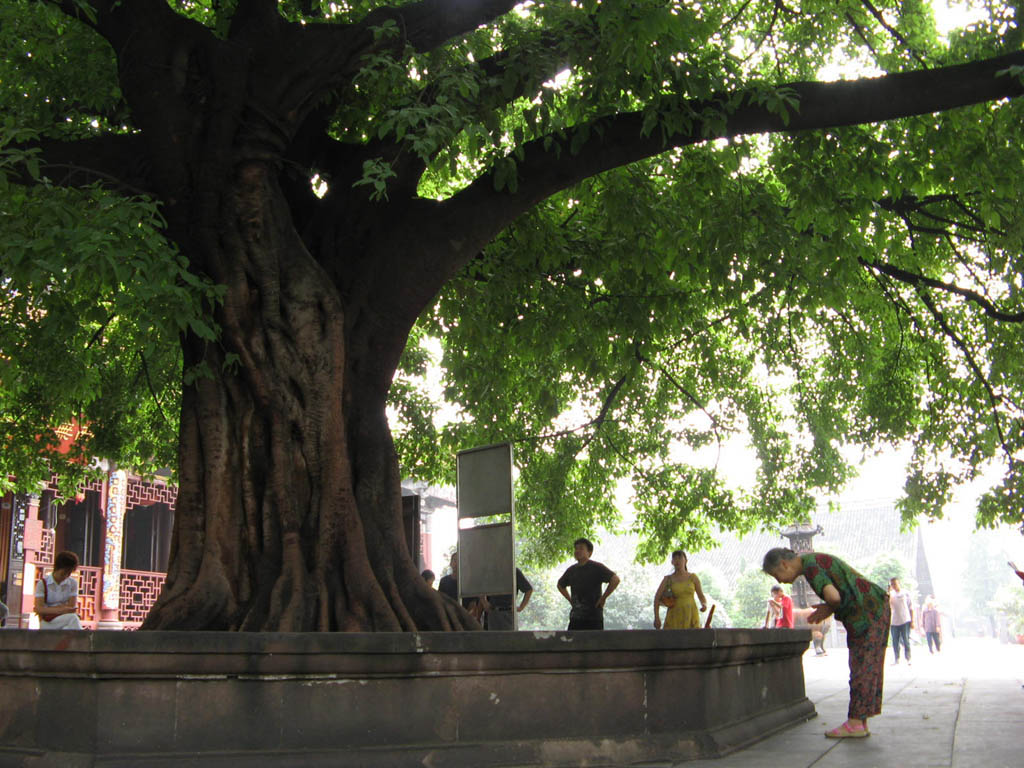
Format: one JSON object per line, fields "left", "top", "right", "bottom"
{"left": 54, "top": 550, "right": 79, "bottom": 572}
{"left": 574, "top": 537, "right": 594, "bottom": 553}
{"left": 421, "top": 569, "right": 435, "bottom": 582}
{"left": 762, "top": 548, "right": 797, "bottom": 574}
{"left": 671, "top": 550, "right": 686, "bottom": 559}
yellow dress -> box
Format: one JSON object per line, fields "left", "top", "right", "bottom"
{"left": 664, "top": 576, "right": 701, "bottom": 629}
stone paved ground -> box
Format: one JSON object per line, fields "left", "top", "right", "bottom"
{"left": 660, "top": 636, "right": 1024, "bottom": 768}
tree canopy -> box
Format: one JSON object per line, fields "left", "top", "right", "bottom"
{"left": 0, "top": 0, "right": 1022, "bottom": 629}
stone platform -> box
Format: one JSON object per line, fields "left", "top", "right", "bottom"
{"left": 0, "top": 628, "right": 814, "bottom": 767}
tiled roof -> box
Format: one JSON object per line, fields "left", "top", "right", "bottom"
{"left": 695, "top": 498, "right": 931, "bottom": 594}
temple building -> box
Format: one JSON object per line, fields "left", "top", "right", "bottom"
{"left": 1, "top": 467, "right": 438, "bottom": 629}
{"left": 1, "top": 467, "right": 177, "bottom": 629}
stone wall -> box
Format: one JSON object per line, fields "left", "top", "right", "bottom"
{"left": 0, "top": 628, "right": 814, "bottom": 767}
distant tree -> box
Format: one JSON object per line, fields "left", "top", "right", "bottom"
{"left": 964, "top": 530, "right": 1019, "bottom": 617}
{"left": 866, "top": 551, "right": 916, "bottom": 596}
{"left": 589, "top": 535, "right": 661, "bottom": 630}
{"left": 990, "top": 584, "right": 1024, "bottom": 636}
{"left": 695, "top": 564, "right": 727, "bottom": 603}
{"left": 730, "top": 568, "right": 775, "bottom": 628}
{"left": 517, "top": 568, "right": 568, "bottom": 632}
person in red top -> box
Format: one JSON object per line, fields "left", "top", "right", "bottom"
{"left": 771, "top": 585, "right": 795, "bottom": 628}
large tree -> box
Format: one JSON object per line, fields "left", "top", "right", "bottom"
{"left": 1, "top": 0, "right": 1022, "bottom": 630}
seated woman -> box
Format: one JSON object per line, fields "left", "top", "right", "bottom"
{"left": 34, "top": 550, "right": 84, "bottom": 630}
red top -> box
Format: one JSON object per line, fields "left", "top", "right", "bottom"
{"left": 775, "top": 594, "right": 794, "bottom": 628}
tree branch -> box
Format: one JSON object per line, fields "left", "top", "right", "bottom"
{"left": 859, "top": 260, "right": 1024, "bottom": 323}
{"left": 360, "top": 0, "right": 521, "bottom": 55}
{"left": 230, "top": 0, "right": 281, "bottom": 35}
{"left": 635, "top": 348, "right": 725, "bottom": 451}
{"left": 916, "top": 290, "right": 1014, "bottom": 461}
{"left": 47, "top": 0, "right": 187, "bottom": 54}
{"left": 859, "top": 0, "right": 929, "bottom": 68}
{"left": 23, "top": 134, "right": 153, "bottom": 195}
{"left": 518, "top": 371, "right": 629, "bottom": 452}
{"left": 426, "top": 50, "right": 1024, "bottom": 286}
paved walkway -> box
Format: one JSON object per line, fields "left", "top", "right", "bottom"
{"left": 669, "top": 637, "right": 1024, "bottom": 768}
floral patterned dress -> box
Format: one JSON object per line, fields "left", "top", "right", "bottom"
{"left": 801, "top": 552, "right": 891, "bottom": 720}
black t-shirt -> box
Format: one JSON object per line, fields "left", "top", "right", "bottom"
{"left": 557, "top": 560, "right": 614, "bottom": 617}
{"left": 488, "top": 568, "right": 534, "bottom": 610}
{"left": 438, "top": 574, "right": 458, "bottom": 601}
{"left": 437, "top": 573, "right": 479, "bottom": 609}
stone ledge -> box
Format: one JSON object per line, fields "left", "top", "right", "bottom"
{"left": 0, "top": 629, "right": 814, "bottom": 767}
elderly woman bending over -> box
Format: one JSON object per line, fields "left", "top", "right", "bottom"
{"left": 762, "top": 548, "right": 889, "bottom": 739}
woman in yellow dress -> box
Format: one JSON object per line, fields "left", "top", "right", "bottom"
{"left": 653, "top": 550, "right": 708, "bottom": 629}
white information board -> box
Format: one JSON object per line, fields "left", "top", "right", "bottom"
{"left": 456, "top": 443, "right": 513, "bottom": 519}
{"left": 458, "top": 522, "right": 514, "bottom": 597}
{"left": 456, "top": 443, "right": 516, "bottom": 623}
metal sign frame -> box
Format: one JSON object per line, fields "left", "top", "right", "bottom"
{"left": 455, "top": 442, "right": 517, "bottom": 629}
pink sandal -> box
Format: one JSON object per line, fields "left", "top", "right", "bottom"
{"left": 826, "top": 721, "right": 870, "bottom": 739}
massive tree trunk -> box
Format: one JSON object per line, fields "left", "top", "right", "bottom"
{"left": 141, "top": 163, "right": 472, "bottom": 631}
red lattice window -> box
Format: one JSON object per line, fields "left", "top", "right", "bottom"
{"left": 75, "top": 566, "right": 101, "bottom": 624}
{"left": 118, "top": 569, "right": 166, "bottom": 626}
{"left": 126, "top": 479, "right": 177, "bottom": 511}
{"left": 39, "top": 528, "right": 55, "bottom": 565}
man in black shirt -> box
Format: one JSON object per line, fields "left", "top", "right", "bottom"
{"left": 485, "top": 568, "right": 533, "bottom": 630}
{"left": 437, "top": 552, "right": 459, "bottom": 601}
{"left": 437, "top": 551, "right": 485, "bottom": 621}
{"left": 557, "top": 538, "right": 620, "bottom": 630}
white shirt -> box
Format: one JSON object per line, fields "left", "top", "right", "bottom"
{"left": 889, "top": 588, "right": 912, "bottom": 625}
{"left": 34, "top": 573, "right": 79, "bottom": 607}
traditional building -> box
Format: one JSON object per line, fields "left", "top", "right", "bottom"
{"left": 1, "top": 468, "right": 176, "bottom": 629}
{"left": 1, "top": 469, "right": 440, "bottom": 629}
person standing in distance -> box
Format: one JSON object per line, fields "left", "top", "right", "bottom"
{"left": 653, "top": 550, "right": 707, "bottom": 629}
{"left": 438, "top": 550, "right": 487, "bottom": 621}
{"left": 770, "top": 584, "right": 795, "bottom": 628}
{"left": 557, "top": 538, "right": 620, "bottom": 630}
{"left": 485, "top": 567, "right": 533, "bottom": 630}
{"left": 920, "top": 596, "right": 942, "bottom": 654}
{"left": 888, "top": 578, "right": 914, "bottom": 666}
